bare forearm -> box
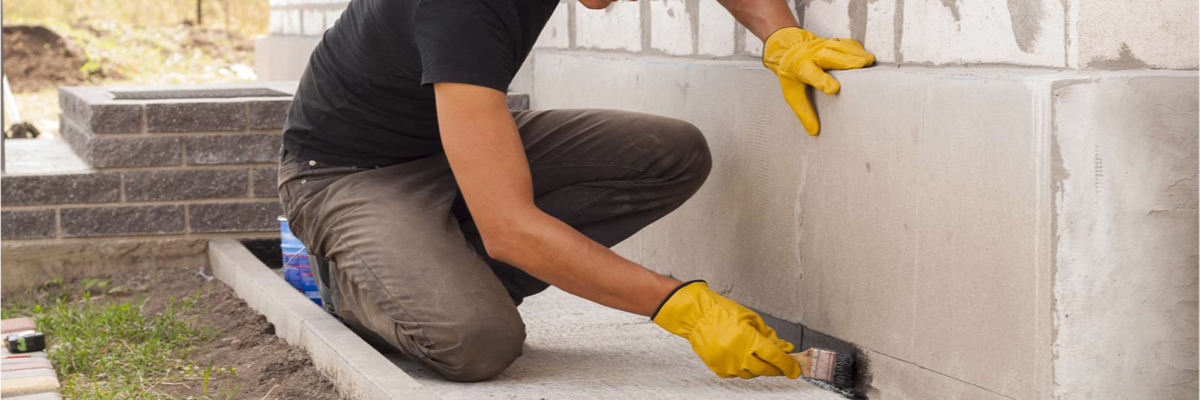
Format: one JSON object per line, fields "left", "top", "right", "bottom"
{"left": 717, "top": 0, "right": 797, "bottom": 41}
{"left": 490, "top": 207, "right": 681, "bottom": 316}
{"left": 435, "top": 82, "right": 680, "bottom": 317}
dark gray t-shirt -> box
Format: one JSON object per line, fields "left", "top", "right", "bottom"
{"left": 283, "top": 0, "right": 559, "bottom": 167}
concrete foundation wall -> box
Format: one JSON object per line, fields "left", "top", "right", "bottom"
{"left": 248, "top": 1, "right": 1198, "bottom": 398}
{"left": 528, "top": 50, "right": 1197, "bottom": 399}
{"left": 255, "top": 0, "right": 1197, "bottom": 81}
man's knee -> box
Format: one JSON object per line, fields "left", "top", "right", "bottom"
{"left": 430, "top": 309, "right": 527, "bottom": 382}
{"left": 656, "top": 118, "right": 713, "bottom": 191}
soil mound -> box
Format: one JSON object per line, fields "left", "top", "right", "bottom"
{"left": 2, "top": 25, "right": 86, "bottom": 92}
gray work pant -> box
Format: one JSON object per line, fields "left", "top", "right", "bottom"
{"left": 277, "top": 109, "right": 712, "bottom": 382}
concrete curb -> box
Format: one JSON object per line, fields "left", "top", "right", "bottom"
{"left": 207, "top": 239, "right": 439, "bottom": 400}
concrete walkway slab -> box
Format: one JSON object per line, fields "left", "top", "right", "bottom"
{"left": 208, "top": 239, "right": 437, "bottom": 400}
{"left": 391, "top": 287, "right": 844, "bottom": 400}
{"left": 0, "top": 318, "right": 35, "bottom": 334}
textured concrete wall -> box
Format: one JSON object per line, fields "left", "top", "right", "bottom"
{"left": 528, "top": 50, "right": 1198, "bottom": 399}
{"left": 1051, "top": 74, "right": 1200, "bottom": 399}
{"left": 249, "top": 1, "right": 1199, "bottom": 398}
{"left": 257, "top": 0, "right": 346, "bottom": 81}
{"left": 256, "top": 0, "right": 1197, "bottom": 80}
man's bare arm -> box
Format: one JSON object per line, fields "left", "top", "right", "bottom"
{"left": 433, "top": 82, "right": 681, "bottom": 316}
{"left": 717, "top": 0, "right": 798, "bottom": 41}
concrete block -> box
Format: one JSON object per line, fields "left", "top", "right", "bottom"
{"left": 1051, "top": 75, "right": 1199, "bottom": 399}
{"left": 247, "top": 99, "right": 292, "bottom": 130}
{"left": 60, "top": 117, "right": 182, "bottom": 168}
{"left": 574, "top": 1, "right": 641, "bottom": 52}
{"left": 0, "top": 375, "right": 59, "bottom": 396}
{"left": 698, "top": 1, "right": 735, "bottom": 57}
{"left": 903, "top": 73, "right": 1044, "bottom": 395}
{"left": 123, "top": 169, "right": 247, "bottom": 202}
{"left": 0, "top": 351, "right": 48, "bottom": 359}
{"left": 208, "top": 239, "right": 437, "bottom": 400}
{"left": 325, "top": 8, "right": 344, "bottom": 29}
{"left": 529, "top": 50, "right": 1199, "bottom": 399}
{"left": 208, "top": 239, "right": 330, "bottom": 345}
{"left": 534, "top": 1, "right": 570, "bottom": 49}
{"left": 283, "top": 9, "right": 302, "bottom": 35}
{"left": 254, "top": 35, "right": 323, "bottom": 81}
{"left": 0, "top": 172, "right": 120, "bottom": 206}
{"left": 252, "top": 167, "right": 281, "bottom": 198}
{"left": 798, "top": 0, "right": 853, "bottom": 39}
{"left": 1075, "top": 0, "right": 1199, "bottom": 69}
{"left": 649, "top": 0, "right": 693, "bottom": 56}
{"left": 270, "top": 10, "right": 284, "bottom": 34}
{"left": 0, "top": 238, "right": 209, "bottom": 293}
{"left": 741, "top": 25, "right": 763, "bottom": 56}
{"left": 183, "top": 133, "right": 281, "bottom": 165}
{"left": 188, "top": 202, "right": 283, "bottom": 233}
{"left": 303, "top": 9, "right": 325, "bottom": 36}
{"left": 146, "top": 101, "right": 246, "bottom": 133}
{"left": 60, "top": 205, "right": 185, "bottom": 237}
{"left": 860, "top": 348, "right": 1009, "bottom": 400}
{"left": 795, "top": 0, "right": 898, "bottom": 62}
{"left": 6, "top": 391, "right": 63, "bottom": 400}
{"left": 2, "top": 139, "right": 90, "bottom": 175}
{"left": 0, "top": 358, "right": 53, "bottom": 371}
{"left": 0, "top": 318, "right": 36, "bottom": 334}
{"left": 1, "top": 368, "right": 56, "bottom": 380}
{"left": 58, "top": 87, "right": 144, "bottom": 133}
{"left": 301, "top": 318, "right": 438, "bottom": 400}
{"left": 900, "top": 0, "right": 1065, "bottom": 67}
{"left": 1, "top": 210, "right": 57, "bottom": 240}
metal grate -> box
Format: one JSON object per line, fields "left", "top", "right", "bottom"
{"left": 109, "top": 88, "right": 292, "bottom": 100}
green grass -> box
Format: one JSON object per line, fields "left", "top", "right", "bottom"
{"left": 3, "top": 280, "right": 241, "bottom": 399}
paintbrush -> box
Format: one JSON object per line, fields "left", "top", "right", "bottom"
{"left": 791, "top": 348, "right": 855, "bottom": 389}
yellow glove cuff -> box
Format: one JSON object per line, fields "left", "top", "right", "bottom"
{"left": 650, "top": 280, "right": 708, "bottom": 337}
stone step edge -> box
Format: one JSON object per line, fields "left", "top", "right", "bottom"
{"left": 207, "top": 239, "right": 439, "bottom": 400}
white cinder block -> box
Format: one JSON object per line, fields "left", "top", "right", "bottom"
{"left": 650, "top": 0, "right": 693, "bottom": 56}
{"left": 534, "top": 2, "right": 570, "bottom": 49}
{"left": 800, "top": 0, "right": 852, "bottom": 38}
{"left": 698, "top": 1, "right": 734, "bottom": 56}
{"left": 863, "top": 0, "right": 897, "bottom": 62}
{"left": 742, "top": 29, "right": 763, "bottom": 57}
{"left": 302, "top": 9, "right": 325, "bottom": 36}
{"left": 283, "top": 10, "right": 302, "bottom": 35}
{"left": 1075, "top": 0, "right": 1198, "bottom": 69}
{"left": 739, "top": 3, "right": 796, "bottom": 56}
{"left": 901, "top": 0, "right": 1065, "bottom": 67}
{"left": 326, "top": 8, "right": 344, "bottom": 29}
{"left": 269, "top": 10, "right": 284, "bottom": 35}
{"left": 575, "top": 1, "right": 641, "bottom": 52}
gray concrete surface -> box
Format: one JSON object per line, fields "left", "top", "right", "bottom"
{"left": 2, "top": 139, "right": 90, "bottom": 175}
{"left": 1051, "top": 74, "right": 1200, "bottom": 399}
{"left": 390, "top": 287, "right": 843, "bottom": 400}
{"left": 527, "top": 50, "right": 1198, "bottom": 399}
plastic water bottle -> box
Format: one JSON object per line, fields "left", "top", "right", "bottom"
{"left": 279, "top": 217, "right": 322, "bottom": 307}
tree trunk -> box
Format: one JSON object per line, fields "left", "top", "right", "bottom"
{"left": 196, "top": 0, "right": 203, "bottom": 25}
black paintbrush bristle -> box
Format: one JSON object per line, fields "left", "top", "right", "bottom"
{"left": 830, "top": 351, "right": 855, "bottom": 389}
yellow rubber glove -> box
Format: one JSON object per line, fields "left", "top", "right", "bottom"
{"left": 652, "top": 280, "right": 801, "bottom": 379}
{"left": 762, "top": 27, "right": 876, "bottom": 136}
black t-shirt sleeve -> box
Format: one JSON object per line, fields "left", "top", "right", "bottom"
{"left": 414, "top": 1, "right": 515, "bottom": 92}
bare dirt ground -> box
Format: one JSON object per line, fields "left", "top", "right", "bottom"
{"left": 1, "top": 25, "right": 91, "bottom": 92}
{"left": 5, "top": 267, "right": 342, "bottom": 399}
{"left": 146, "top": 268, "right": 340, "bottom": 400}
